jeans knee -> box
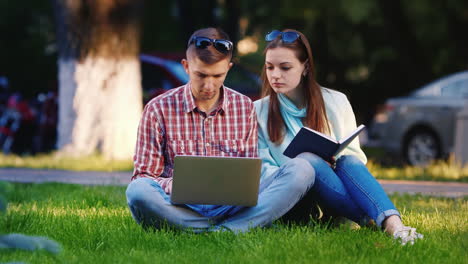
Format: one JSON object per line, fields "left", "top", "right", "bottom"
{"left": 283, "top": 158, "right": 316, "bottom": 192}
{"left": 126, "top": 178, "right": 150, "bottom": 207}
{"left": 335, "top": 155, "right": 370, "bottom": 178}
{"left": 296, "top": 152, "right": 325, "bottom": 167}
{"left": 337, "top": 155, "right": 363, "bottom": 166}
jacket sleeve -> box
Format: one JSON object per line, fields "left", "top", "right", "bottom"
{"left": 257, "top": 120, "right": 281, "bottom": 182}
{"left": 336, "top": 94, "right": 367, "bottom": 164}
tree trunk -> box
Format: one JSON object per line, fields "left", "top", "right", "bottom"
{"left": 53, "top": 0, "right": 143, "bottom": 160}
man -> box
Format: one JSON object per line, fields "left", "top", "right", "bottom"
{"left": 126, "top": 28, "right": 315, "bottom": 233}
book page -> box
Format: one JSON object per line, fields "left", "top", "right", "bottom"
{"left": 334, "top": 124, "right": 366, "bottom": 155}
{"left": 303, "top": 127, "right": 337, "bottom": 144}
{"left": 338, "top": 124, "right": 366, "bottom": 145}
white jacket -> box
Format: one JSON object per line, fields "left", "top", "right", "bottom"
{"left": 254, "top": 87, "right": 367, "bottom": 181}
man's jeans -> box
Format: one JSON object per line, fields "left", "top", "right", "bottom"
{"left": 126, "top": 158, "right": 316, "bottom": 233}
{"left": 297, "top": 153, "right": 400, "bottom": 227}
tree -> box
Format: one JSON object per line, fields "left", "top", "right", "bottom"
{"left": 52, "top": 0, "right": 143, "bottom": 160}
{"left": 0, "top": 0, "right": 56, "bottom": 98}
{"left": 176, "top": 0, "right": 218, "bottom": 41}
{"left": 174, "top": 0, "right": 240, "bottom": 50}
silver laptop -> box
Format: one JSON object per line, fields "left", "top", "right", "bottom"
{"left": 171, "top": 155, "right": 262, "bottom": 206}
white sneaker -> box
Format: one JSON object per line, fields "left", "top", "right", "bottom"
{"left": 393, "top": 226, "right": 424, "bottom": 245}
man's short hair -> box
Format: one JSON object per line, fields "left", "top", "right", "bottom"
{"left": 187, "top": 27, "right": 233, "bottom": 64}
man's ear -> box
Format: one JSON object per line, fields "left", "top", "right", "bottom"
{"left": 181, "top": 59, "right": 189, "bottom": 74}
{"left": 228, "top": 62, "right": 233, "bottom": 70}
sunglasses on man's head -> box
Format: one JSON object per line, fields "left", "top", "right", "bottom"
{"left": 188, "top": 36, "right": 233, "bottom": 54}
{"left": 265, "top": 30, "right": 300, "bottom": 43}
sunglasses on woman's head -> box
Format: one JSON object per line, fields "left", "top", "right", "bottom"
{"left": 188, "top": 36, "right": 233, "bottom": 54}
{"left": 265, "top": 30, "right": 300, "bottom": 43}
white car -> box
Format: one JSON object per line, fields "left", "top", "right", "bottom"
{"left": 368, "top": 71, "right": 468, "bottom": 166}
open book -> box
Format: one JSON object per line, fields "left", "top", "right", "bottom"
{"left": 283, "top": 124, "right": 366, "bottom": 163}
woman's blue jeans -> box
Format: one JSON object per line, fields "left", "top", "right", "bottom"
{"left": 296, "top": 153, "right": 400, "bottom": 227}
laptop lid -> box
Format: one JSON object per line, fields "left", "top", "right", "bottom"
{"left": 171, "top": 155, "right": 262, "bottom": 206}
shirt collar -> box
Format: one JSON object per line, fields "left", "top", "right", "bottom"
{"left": 183, "top": 83, "right": 197, "bottom": 113}
{"left": 183, "top": 82, "right": 229, "bottom": 115}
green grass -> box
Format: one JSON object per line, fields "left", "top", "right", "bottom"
{"left": 368, "top": 160, "right": 468, "bottom": 182}
{"left": 364, "top": 147, "right": 468, "bottom": 182}
{"left": 0, "top": 148, "right": 468, "bottom": 182}
{"left": 0, "top": 153, "right": 133, "bottom": 172}
{"left": 1, "top": 183, "right": 467, "bottom": 263}
{"left": 1, "top": 151, "right": 467, "bottom": 182}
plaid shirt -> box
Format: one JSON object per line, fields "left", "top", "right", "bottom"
{"left": 132, "top": 83, "right": 258, "bottom": 193}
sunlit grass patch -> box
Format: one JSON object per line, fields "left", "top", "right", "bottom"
{"left": 1, "top": 152, "right": 467, "bottom": 182}
{"left": 0, "top": 153, "right": 132, "bottom": 172}
{"left": 367, "top": 159, "right": 468, "bottom": 182}
{"left": 390, "top": 195, "right": 468, "bottom": 233}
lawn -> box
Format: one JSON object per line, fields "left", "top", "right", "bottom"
{"left": 0, "top": 153, "right": 133, "bottom": 172}
{"left": 1, "top": 183, "right": 467, "bottom": 264}
{"left": 1, "top": 152, "right": 468, "bottom": 182}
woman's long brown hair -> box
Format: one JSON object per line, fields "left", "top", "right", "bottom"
{"left": 261, "top": 29, "right": 329, "bottom": 144}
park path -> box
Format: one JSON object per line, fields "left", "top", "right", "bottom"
{"left": 0, "top": 168, "right": 467, "bottom": 198}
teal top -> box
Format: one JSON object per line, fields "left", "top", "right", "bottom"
{"left": 254, "top": 87, "right": 367, "bottom": 182}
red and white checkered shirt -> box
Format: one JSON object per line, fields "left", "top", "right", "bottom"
{"left": 132, "top": 83, "right": 258, "bottom": 193}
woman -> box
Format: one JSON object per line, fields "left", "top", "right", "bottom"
{"left": 255, "top": 29, "right": 423, "bottom": 245}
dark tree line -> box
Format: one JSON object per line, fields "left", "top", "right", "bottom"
{"left": 1, "top": 0, "right": 467, "bottom": 123}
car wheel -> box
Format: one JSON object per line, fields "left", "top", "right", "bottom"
{"left": 404, "top": 129, "right": 441, "bottom": 166}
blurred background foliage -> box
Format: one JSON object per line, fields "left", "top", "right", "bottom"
{"left": 1, "top": 0, "right": 467, "bottom": 122}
